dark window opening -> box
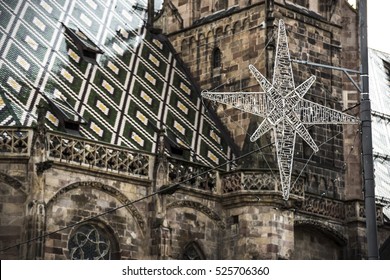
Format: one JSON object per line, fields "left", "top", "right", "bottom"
{"left": 64, "top": 121, "right": 80, "bottom": 131}
{"left": 163, "top": 131, "right": 190, "bottom": 158}
{"left": 44, "top": 93, "right": 85, "bottom": 135}
{"left": 170, "top": 144, "right": 184, "bottom": 156}
{"left": 83, "top": 49, "right": 97, "bottom": 60}
{"left": 62, "top": 23, "right": 104, "bottom": 64}
{"left": 212, "top": 47, "right": 222, "bottom": 68}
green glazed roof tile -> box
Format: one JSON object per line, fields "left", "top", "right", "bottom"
{"left": 0, "top": 0, "right": 237, "bottom": 167}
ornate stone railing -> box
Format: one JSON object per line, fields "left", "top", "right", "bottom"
{"left": 300, "top": 194, "right": 345, "bottom": 220}
{"left": 0, "top": 128, "right": 32, "bottom": 156}
{"left": 220, "top": 170, "right": 305, "bottom": 197}
{"left": 167, "top": 157, "right": 217, "bottom": 192}
{"left": 47, "top": 132, "right": 151, "bottom": 178}
{"left": 345, "top": 200, "right": 384, "bottom": 225}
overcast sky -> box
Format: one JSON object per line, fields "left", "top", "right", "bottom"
{"left": 367, "top": 1, "right": 390, "bottom": 53}
{"left": 348, "top": 0, "right": 390, "bottom": 53}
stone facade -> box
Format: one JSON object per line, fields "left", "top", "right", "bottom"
{"left": 0, "top": 124, "right": 389, "bottom": 259}
{"left": 1, "top": 0, "right": 390, "bottom": 260}
{"left": 154, "top": 0, "right": 390, "bottom": 259}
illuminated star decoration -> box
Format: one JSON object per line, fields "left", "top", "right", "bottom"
{"left": 201, "top": 19, "right": 359, "bottom": 200}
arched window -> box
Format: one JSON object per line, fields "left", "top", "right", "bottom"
{"left": 68, "top": 223, "right": 120, "bottom": 260}
{"left": 212, "top": 47, "right": 222, "bottom": 69}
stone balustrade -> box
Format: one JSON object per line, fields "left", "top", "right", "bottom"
{"left": 0, "top": 128, "right": 32, "bottom": 156}
{"left": 47, "top": 132, "right": 152, "bottom": 178}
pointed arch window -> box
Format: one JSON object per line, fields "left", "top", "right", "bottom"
{"left": 182, "top": 242, "right": 205, "bottom": 260}
{"left": 68, "top": 223, "right": 120, "bottom": 260}
{"left": 212, "top": 47, "right": 222, "bottom": 69}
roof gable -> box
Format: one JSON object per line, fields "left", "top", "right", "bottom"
{"left": 0, "top": 0, "right": 236, "bottom": 167}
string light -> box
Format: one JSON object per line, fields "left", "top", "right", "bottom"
{"left": 201, "top": 19, "right": 360, "bottom": 200}
{"left": 0, "top": 142, "right": 274, "bottom": 254}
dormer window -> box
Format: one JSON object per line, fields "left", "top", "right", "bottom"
{"left": 44, "top": 91, "right": 85, "bottom": 135}
{"left": 62, "top": 23, "right": 104, "bottom": 64}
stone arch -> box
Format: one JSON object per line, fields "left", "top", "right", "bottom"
{"left": 46, "top": 181, "right": 146, "bottom": 231}
{"left": 166, "top": 200, "right": 224, "bottom": 259}
{"left": 206, "top": 30, "right": 214, "bottom": 41}
{"left": 328, "top": 177, "right": 335, "bottom": 193}
{"left": 189, "top": 36, "right": 197, "bottom": 62}
{"left": 380, "top": 235, "right": 390, "bottom": 260}
{"left": 198, "top": 33, "right": 205, "bottom": 44}
{"left": 232, "top": 21, "right": 240, "bottom": 34}
{"left": 224, "top": 24, "right": 231, "bottom": 35}
{"left": 212, "top": 47, "right": 222, "bottom": 69}
{"left": 181, "top": 38, "right": 189, "bottom": 56}
{"left": 166, "top": 200, "right": 225, "bottom": 229}
{"left": 309, "top": 173, "right": 318, "bottom": 191}
{"left": 215, "top": 27, "right": 223, "bottom": 42}
{"left": 67, "top": 219, "right": 121, "bottom": 260}
{"left": 206, "top": 30, "right": 214, "bottom": 55}
{"left": 206, "top": 30, "right": 214, "bottom": 68}
{"left": 197, "top": 33, "right": 207, "bottom": 67}
{"left": 292, "top": 219, "right": 347, "bottom": 259}
{"left": 242, "top": 19, "right": 249, "bottom": 31}
{"left": 319, "top": 177, "right": 326, "bottom": 192}
{"left": 189, "top": 36, "right": 197, "bottom": 47}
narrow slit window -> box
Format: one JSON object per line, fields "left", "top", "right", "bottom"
{"left": 212, "top": 47, "right": 222, "bottom": 69}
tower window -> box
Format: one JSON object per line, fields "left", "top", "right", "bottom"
{"left": 212, "top": 47, "right": 222, "bottom": 69}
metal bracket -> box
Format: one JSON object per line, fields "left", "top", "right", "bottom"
{"left": 290, "top": 59, "right": 362, "bottom": 93}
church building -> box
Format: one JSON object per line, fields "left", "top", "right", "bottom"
{"left": 0, "top": 0, "right": 389, "bottom": 259}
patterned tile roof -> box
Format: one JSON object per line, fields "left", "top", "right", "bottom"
{"left": 368, "top": 48, "right": 390, "bottom": 218}
{"left": 0, "top": 0, "right": 236, "bottom": 167}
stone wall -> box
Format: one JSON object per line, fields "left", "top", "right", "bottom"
{"left": 157, "top": 2, "right": 268, "bottom": 148}
{"left": 43, "top": 176, "right": 149, "bottom": 260}
{"left": 222, "top": 205, "right": 294, "bottom": 259}
{"left": 340, "top": 0, "right": 362, "bottom": 200}
{"left": 0, "top": 128, "right": 388, "bottom": 259}
{"left": 0, "top": 166, "right": 28, "bottom": 259}
{"left": 160, "top": 0, "right": 355, "bottom": 204}
{"left": 292, "top": 225, "right": 344, "bottom": 259}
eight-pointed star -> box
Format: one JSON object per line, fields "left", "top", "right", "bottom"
{"left": 202, "top": 19, "right": 359, "bottom": 200}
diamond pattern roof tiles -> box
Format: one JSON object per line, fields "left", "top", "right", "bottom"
{"left": 0, "top": 0, "right": 237, "bottom": 167}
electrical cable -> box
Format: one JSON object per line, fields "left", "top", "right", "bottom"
{"left": 0, "top": 141, "right": 274, "bottom": 254}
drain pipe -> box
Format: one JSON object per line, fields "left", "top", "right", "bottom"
{"left": 359, "top": 0, "right": 379, "bottom": 260}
